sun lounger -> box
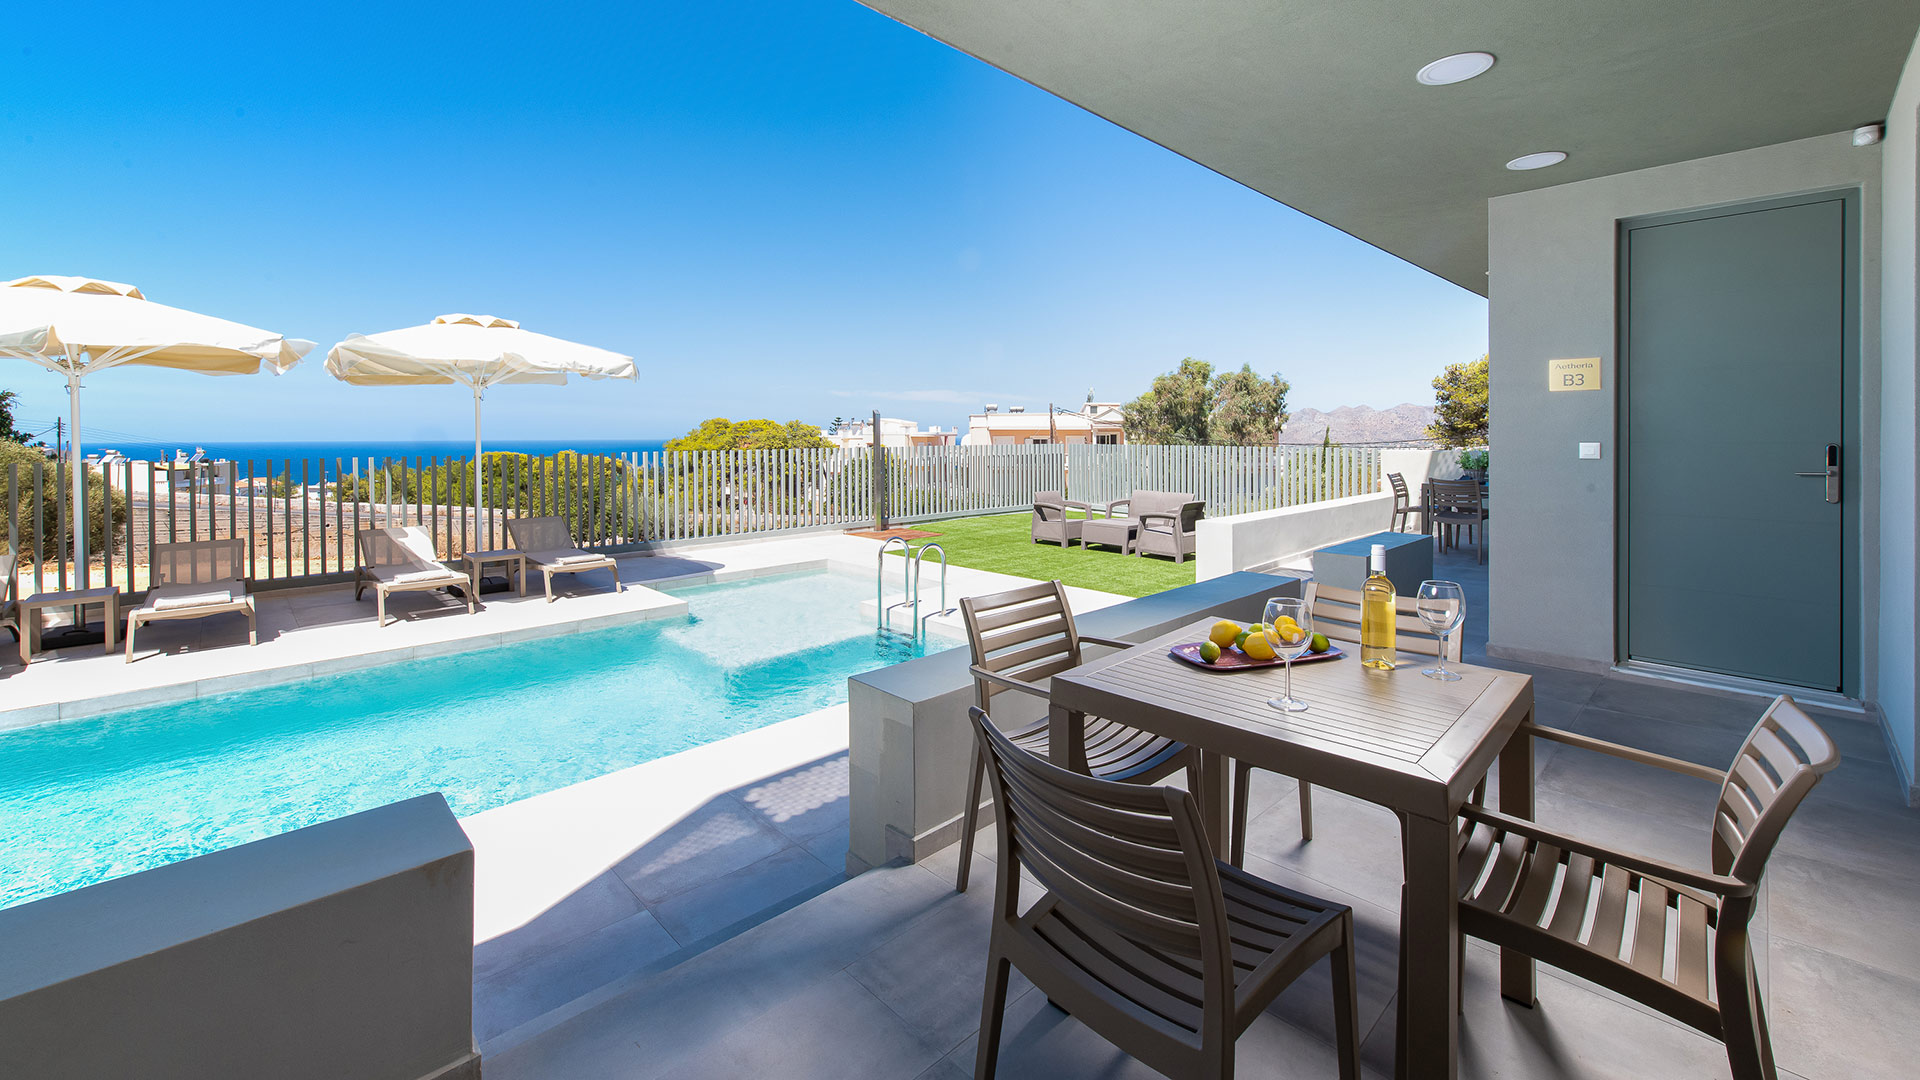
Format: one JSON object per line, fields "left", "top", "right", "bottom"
{"left": 505, "top": 516, "right": 621, "bottom": 602}
{"left": 355, "top": 526, "right": 475, "bottom": 626}
{"left": 125, "top": 538, "right": 258, "bottom": 661}
{"left": 1, "top": 546, "right": 19, "bottom": 658}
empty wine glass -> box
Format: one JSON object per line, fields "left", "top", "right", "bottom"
{"left": 1416, "top": 580, "right": 1465, "bottom": 681}
{"left": 1263, "top": 596, "right": 1314, "bottom": 712}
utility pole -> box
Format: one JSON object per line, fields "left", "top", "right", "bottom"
{"left": 870, "top": 408, "right": 887, "bottom": 531}
{"left": 55, "top": 416, "right": 63, "bottom": 458}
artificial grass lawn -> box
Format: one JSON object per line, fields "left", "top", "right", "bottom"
{"left": 884, "top": 512, "right": 1197, "bottom": 598}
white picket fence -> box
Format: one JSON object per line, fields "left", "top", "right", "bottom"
{"left": 5, "top": 443, "right": 1380, "bottom": 592}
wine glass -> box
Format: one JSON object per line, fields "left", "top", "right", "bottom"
{"left": 1263, "top": 596, "right": 1314, "bottom": 712}
{"left": 1416, "top": 580, "right": 1465, "bottom": 681}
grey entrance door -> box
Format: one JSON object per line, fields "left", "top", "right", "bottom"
{"left": 1623, "top": 196, "right": 1850, "bottom": 691}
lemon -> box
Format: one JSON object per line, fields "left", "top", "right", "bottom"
{"left": 1309, "top": 632, "right": 1331, "bottom": 653}
{"left": 1199, "top": 640, "right": 1222, "bottom": 664}
{"left": 1275, "top": 624, "right": 1306, "bottom": 645}
{"left": 1242, "top": 632, "right": 1277, "bottom": 661}
{"left": 1208, "top": 620, "right": 1242, "bottom": 647}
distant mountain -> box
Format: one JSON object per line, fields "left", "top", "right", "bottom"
{"left": 1278, "top": 403, "right": 1435, "bottom": 445}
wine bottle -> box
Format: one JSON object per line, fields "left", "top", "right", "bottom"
{"left": 1361, "top": 544, "right": 1397, "bottom": 670}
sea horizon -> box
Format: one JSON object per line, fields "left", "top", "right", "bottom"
{"left": 85, "top": 439, "right": 674, "bottom": 481}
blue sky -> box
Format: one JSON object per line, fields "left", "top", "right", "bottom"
{"left": 1, "top": 1, "right": 1485, "bottom": 446}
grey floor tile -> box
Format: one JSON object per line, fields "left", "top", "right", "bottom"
{"left": 1240, "top": 786, "right": 1409, "bottom": 911}
{"left": 1238, "top": 852, "right": 1403, "bottom": 1047}
{"left": 845, "top": 882, "right": 1036, "bottom": 1049}
{"left": 474, "top": 870, "right": 645, "bottom": 981}
{"left": 652, "top": 972, "right": 951, "bottom": 1080}
{"left": 612, "top": 798, "right": 794, "bottom": 905}
{"left": 650, "top": 844, "right": 842, "bottom": 947}
{"left": 1766, "top": 852, "right": 1920, "bottom": 981}
{"left": 1769, "top": 938, "right": 1920, "bottom": 1080}
{"left": 474, "top": 909, "right": 683, "bottom": 1045}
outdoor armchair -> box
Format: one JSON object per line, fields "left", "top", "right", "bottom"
{"left": 1080, "top": 489, "right": 1197, "bottom": 555}
{"left": 967, "top": 706, "right": 1359, "bottom": 1080}
{"left": 1387, "top": 472, "right": 1422, "bottom": 533}
{"left": 1427, "top": 478, "right": 1487, "bottom": 564}
{"left": 1132, "top": 498, "right": 1205, "bottom": 563}
{"left": 355, "top": 526, "right": 475, "bottom": 627}
{"left": 125, "top": 538, "right": 258, "bottom": 661}
{"left": 1456, "top": 695, "right": 1838, "bottom": 1080}
{"left": 1029, "top": 490, "right": 1088, "bottom": 548}
{"left": 506, "top": 516, "right": 620, "bottom": 602}
{"left": 954, "top": 579, "right": 1196, "bottom": 893}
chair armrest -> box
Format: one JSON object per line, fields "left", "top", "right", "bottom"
{"left": 1135, "top": 511, "right": 1177, "bottom": 527}
{"left": 1521, "top": 723, "right": 1726, "bottom": 783}
{"left": 1062, "top": 499, "right": 1092, "bottom": 511}
{"left": 969, "top": 664, "right": 1050, "bottom": 701}
{"left": 1460, "top": 805, "right": 1752, "bottom": 898}
{"left": 1078, "top": 634, "right": 1137, "bottom": 651}
{"left": 1103, "top": 498, "right": 1132, "bottom": 516}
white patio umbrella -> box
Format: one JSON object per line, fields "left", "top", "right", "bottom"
{"left": 324, "top": 314, "right": 636, "bottom": 530}
{"left": 0, "top": 275, "right": 312, "bottom": 578}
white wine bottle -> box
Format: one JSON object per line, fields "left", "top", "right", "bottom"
{"left": 1361, "top": 544, "right": 1397, "bottom": 670}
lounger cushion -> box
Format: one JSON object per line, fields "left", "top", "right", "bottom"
{"left": 378, "top": 567, "right": 464, "bottom": 585}
{"left": 528, "top": 550, "right": 610, "bottom": 567}
{"left": 147, "top": 585, "right": 238, "bottom": 611}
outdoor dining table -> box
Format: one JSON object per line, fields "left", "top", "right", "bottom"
{"left": 1048, "top": 617, "right": 1537, "bottom": 1080}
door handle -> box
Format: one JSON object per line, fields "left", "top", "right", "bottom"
{"left": 1793, "top": 444, "right": 1840, "bottom": 504}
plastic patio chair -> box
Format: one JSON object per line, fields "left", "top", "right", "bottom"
{"left": 953, "top": 579, "right": 1196, "bottom": 892}
{"left": 1456, "top": 695, "right": 1838, "bottom": 1080}
{"left": 967, "top": 705, "right": 1359, "bottom": 1080}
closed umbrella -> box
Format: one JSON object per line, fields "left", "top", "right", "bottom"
{"left": 0, "top": 275, "right": 311, "bottom": 579}
{"left": 324, "top": 314, "right": 635, "bottom": 536}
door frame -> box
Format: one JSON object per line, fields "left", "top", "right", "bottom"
{"left": 1614, "top": 188, "right": 1862, "bottom": 696}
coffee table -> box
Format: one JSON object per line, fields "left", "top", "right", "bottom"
{"left": 462, "top": 549, "right": 526, "bottom": 598}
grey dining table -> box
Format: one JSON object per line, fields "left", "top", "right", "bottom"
{"left": 1048, "top": 617, "right": 1538, "bottom": 1080}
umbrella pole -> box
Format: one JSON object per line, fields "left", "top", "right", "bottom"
{"left": 67, "top": 368, "right": 87, "bottom": 587}
{"left": 473, "top": 383, "right": 484, "bottom": 549}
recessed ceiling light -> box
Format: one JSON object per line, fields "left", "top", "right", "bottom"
{"left": 1416, "top": 52, "right": 1496, "bottom": 86}
{"left": 1505, "top": 151, "right": 1568, "bottom": 171}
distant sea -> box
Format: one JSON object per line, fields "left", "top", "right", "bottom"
{"left": 99, "top": 440, "right": 670, "bottom": 481}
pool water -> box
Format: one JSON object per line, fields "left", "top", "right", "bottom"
{"left": 0, "top": 569, "right": 952, "bottom": 910}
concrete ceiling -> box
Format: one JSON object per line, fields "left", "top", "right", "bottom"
{"left": 857, "top": 0, "right": 1920, "bottom": 296}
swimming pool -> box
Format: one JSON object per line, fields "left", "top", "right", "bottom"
{"left": 0, "top": 568, "right": 953, "bottom": 910}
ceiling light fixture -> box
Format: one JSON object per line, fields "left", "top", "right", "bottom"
{"left": 1505, "top": 151, "right": 1567, "bottom": 171}
{"left": 1416, "top": 52, "right": 1496, "bottom": 86}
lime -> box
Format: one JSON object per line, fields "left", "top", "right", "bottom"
{"left": 1309, "top": 632, "right": 1331, "bottom": 654}
{"left": 1199, "top": 640, "right": 1222, "bottom": 664}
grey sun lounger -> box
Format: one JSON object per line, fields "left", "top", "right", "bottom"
{"left": 355, "top": 526, "right": 476, "bottom": 626}
{"left": 125, "top": 538, "right": 258, "bottom": 661}
{"left": 506, "top": 516, "right": 621, "bottom": 602}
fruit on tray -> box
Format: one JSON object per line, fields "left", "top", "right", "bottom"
{"left": 1241, "top": 632, "right": 1277, "bottom": 661}
{"left": 1200, "top": 640, "right": 1223, "bottom": 664}
{"left": 1208, "top": 620, "right": 1242, "bottom": 647}
{"left": 1272, "top": 620, "right": 1306, "bottom": 646}
{"left": 1309, "top": 632, "right": 1331, "bottom": 654}
{"left": 1235, "top": 623, "right": 1266, "bottom": 649}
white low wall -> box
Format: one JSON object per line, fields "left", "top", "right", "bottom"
{"left": 0, "top": 794, "right": 478, "bottom": 1080}
{"left": 1194, "top": 491, "right": 1395, "bottom": 580}
{"left": 1380, "top": 447, "right": 1469, "bottom": 495}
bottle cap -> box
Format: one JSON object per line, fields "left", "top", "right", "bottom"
{"left": 1370, "top": 543, "right": 1387, "bottom": 572}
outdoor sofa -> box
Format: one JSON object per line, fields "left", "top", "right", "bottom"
{"left": 1080, "top": 489, "right": 1204, "bottom": 560}
{"left": 355, "top": 526, "right": 475, "bottom": 626}
{"left": 506, "top": 516, "right": 621, "bottom": 602}
{"left": 125, "top": 538, "right": 258, "bottom": 661}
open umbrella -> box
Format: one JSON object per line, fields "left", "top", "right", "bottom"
{"left": 0, "top": 275, "right": 311, "bottom": 579}
{"left": 324, "top": 314, "right": 635, "bottom": 532}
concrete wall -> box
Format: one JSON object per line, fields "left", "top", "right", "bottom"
{"left": 0, "top": 795, "right": 478, "bottom": 1080}
{"left": 847, "top": 571, "right": 1304, "bottom": 870}
{"left": 1880, "top": 33, "right": 1920, "bottom": 798}
{"left": 1194, "top": 492, "right": 1395, "bottom": 580}
{"left": 1486, "top": 131, "right": 1884, "bottom": 683}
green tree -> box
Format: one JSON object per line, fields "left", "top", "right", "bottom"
{"left": 666, "top": 418, "right": 833, "bottom": 452}
{"left": 1427, "top": 355, "right": 1490, "bottom": 447}
{"left": 1208, "top": 364, "right": 1291, "bottom": 446}
{"left": 1, "top": 439, "right": 130, "bottom": 558}
{"left": 0, "top": 390, "right": 34, "bottom": 444}
{"left": 1121, "top": 359, "right": 1291, "bottom": 446}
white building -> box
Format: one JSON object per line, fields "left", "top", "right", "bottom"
{"left": 821, "top": 417, "right": 957, "bottom": 448}
{"left": 959, "top": 403, "right": 1126, "bottom": 446}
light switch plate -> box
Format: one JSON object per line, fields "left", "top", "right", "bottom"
{"left": 1578, "top": 442, "right": 1602, "bottom": 459}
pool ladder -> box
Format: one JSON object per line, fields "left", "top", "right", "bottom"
{"left": 877, "top": 537, "right": 954, "bottom": 640}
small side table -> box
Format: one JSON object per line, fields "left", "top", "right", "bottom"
{"left": 463, "top": 549, "right": 526, "bottom": 598}
{"left": 19, "top": 586, "right": 121, "bottom": 665}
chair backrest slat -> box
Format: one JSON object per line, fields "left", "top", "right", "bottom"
{"left": 1711, "top": 696, "right": 1839, "bottom": 881}
{"left": 1387, "top": 472, "right": 1409, "bottom": 501}
{"left": 962, "top": 580, "right": 1082, "bottom": 706}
